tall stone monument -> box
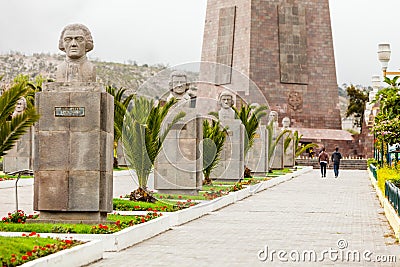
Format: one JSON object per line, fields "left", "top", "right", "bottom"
{"left": 154, "top": 71, "right": 203, "bottom": 195}
{"left": 201, "top": 0, "right": 342, "bottom": 134}
{"left": 212, "top": 90, "right": 244, "bottom": 181}
{"left": 3, "top": 97, "right": 33, "bottom": 173}
{"left": 282, "top": 117, "right": 295, "bottom": 167}
{"left": 269, "top": 111, "right": 284, "bottom": 170}
{"left": 246, "top": 103, "right": 269, "bottom": 175}
{"left": 34, "top": 24, "right": 114, "bottom": 223}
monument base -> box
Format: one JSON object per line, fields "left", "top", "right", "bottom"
{"left": 32, "top": 211, "right": 108, "bottom": 224}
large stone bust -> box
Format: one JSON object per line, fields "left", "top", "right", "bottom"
{"left": 218, "top": 90, "right": 235, "bottom": 120}
{"left": 56, "top": 24, "right": 96, "bottom": 82}
{"left": 166, "top": 70, "right": 191, "bottom": 102}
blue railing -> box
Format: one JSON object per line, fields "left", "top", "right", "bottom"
{"left": 369, "top": 164, "right": 377, "bottom": 181}
{"left": 385, "top": 181, "right": 400, "bottom": 216}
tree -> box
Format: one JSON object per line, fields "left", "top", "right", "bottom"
{"left": 106, "top": 85, "right": 135, "bottom": 167}
{"left": 0, "top": 80, "right": 40, "bottom": 156}
{"left": 373, "top": 76, "right": 400, "bottom": 146}
{"left": 122, "top": 96, "right": 185, "bottom": 202}
{"left": 345, "top": 84, "right": 369, "bottom": 130}
{"left": 202, "top": 119, "right": 227, "bottom": 185}
{"left": 233, "top": 104, "right": 268, "bottom": 156}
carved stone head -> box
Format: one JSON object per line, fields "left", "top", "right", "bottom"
{"left": 282, "top": 117, "right": 291, "bottom": 129}
{"left": 12, "top": 97, "right": 27, "bottom": 117}
{"left": 58, "top": 24, "right": 94, "bottom": 60}
{"left": 169, "top": 70, "right": 189, "bottom": 95}
{"left": 219, "top": 90, "right": 234, "bottom": 109}
{"left": 269, "top": 110, "right": 278, "bottom": 123}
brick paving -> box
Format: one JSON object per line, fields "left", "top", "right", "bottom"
{"left": 1, "top": 170, "right": 399, "bottom": 266}
{"left": 89, "top": 170, "right": 400, "bottom": 266}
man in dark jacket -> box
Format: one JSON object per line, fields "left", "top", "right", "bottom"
{"left": 331, "top": 147, "right": 342, "bottom": 178}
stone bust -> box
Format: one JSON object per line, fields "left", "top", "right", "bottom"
{"left": 268, "top": 111, "right": 279, "bottom": 129}
{"left": 167, "top": 70, "right": 191, "bottom": 102}
{"left": 282, "top": 117, "right": 291, "bottom": 130}
{"left": 218, "top": 90, "right": 235, "bottom": 120}
{"left": 56, "top": 24, "right": 96, "bottom": 82}
{"left": 12, "top": 97, "right": 27, "bottom": 117}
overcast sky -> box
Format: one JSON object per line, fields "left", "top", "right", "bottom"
{"left": 1, "top": 0, "right": 400, "bottom": 87}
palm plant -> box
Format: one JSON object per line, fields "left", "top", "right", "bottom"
{"left": 202, "top": 119, "right": 227, "bottom": 185}
{"left": 233, "top": 104, "right": 268, "bottom": 156}
{"left": 122, "top": 96, "right": 185, "bottom": 202}
{"left": 0, "top": 80, "right": 40, "bottom": 156}
{"left": 284, "top": 130, "right": 317, "bottom": 158}
{"left": 106, "top": 85, "right": 135, "bottom": 167}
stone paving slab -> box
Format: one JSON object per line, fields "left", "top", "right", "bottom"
{"left": 88, "top": 170, "right": 400, "bottom": 266}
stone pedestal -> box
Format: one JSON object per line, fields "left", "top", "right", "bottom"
{"left": 212, "top": 119, "right": 244, "bottom": 181}
{"left": 283, "top": 132, "right": 295, "bottom": 167}
{"left": 3, "top": 129, "right": 33, "bottom": 173}
{"left": 116, "top": 140, "right": 127, "bottom": 167}
{"left": 33, "top": 82, "right": 114, "bottom": 223}
{"left": 271, "top": 133, "right": 284, "bottom": 170}
{"left": 154, "top": 113, "right": 203, "bottom": 195}
{"left": 246, "top": 126, "right": 268, "bottom": 176}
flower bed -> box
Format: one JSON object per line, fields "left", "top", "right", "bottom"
{"left": 0, "top": 233, "right": 83, "bottom": 267}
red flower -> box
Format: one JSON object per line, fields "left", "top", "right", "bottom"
{"left": 159, "top": 195, "right": 163, "bottom": 198}
{"left": 11, "top": 258, "right": 16, "bottom": 263}
{"left": 27, "top": 251, "right": 33, "bottom": 256}
{"left": 64, "top": 239, "right": 73, "bottom": 244}
{"left": 22, "top": 255, "right": 28, "bottom": 261}
{"left": 141, "top": 218, "right": 145, "bottom": 223}
{"left": 11, "top": 254, "right": 16, "bottom": 257}
{"left": 178, "top": 195, "right": 182, "bottom": 199}
{"left": 29, "top": 231, "right": 36, "bottom": 236}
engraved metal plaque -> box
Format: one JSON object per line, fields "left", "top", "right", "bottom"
{"left": 55, "top": 107, "right": 85, "bottom": 117}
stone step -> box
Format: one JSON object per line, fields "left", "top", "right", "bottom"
{"left": 295, "top": 159, "right": 367, "bottom": 170}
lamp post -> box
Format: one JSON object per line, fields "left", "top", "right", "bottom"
{"left": 378, "top": 43, "right": 400, "bottom": 77}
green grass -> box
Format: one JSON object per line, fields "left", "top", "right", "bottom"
{"left": 113, "top": 198, "right": 187, "bottom": 211}
{"left": 113, "top": 166, "right": 129, "bottom": 171}
{"left": 0, "top": 236, "right": 64, "bottom": 258}
{"left": 0, "top": 236, "right": 72, "bottom": 263}
{"left": 0, "top": 174, "right": 33, "bottom": 179}
{"left": 0, "top": 214, "right": 159, "bottom": 234}
{"left": 153, "top": 193, "right": 207, "bottom": 201}
{"left": 0, "top": 235, "right": 82, "bottom": 266}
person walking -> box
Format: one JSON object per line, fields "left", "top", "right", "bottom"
{"left": 331, "top": 147, "right": 342, "bottom": 178}
{"left": 318, "top": 147, "right": 329, "bottom": 178}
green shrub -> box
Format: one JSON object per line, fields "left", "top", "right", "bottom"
{"left": 377, "top": 166, "right": 400, "bottom": 194}
{"left": 367, "top": 158, "right": 378, "bottom": 167}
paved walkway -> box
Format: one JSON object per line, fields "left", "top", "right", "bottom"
{"left": 1, "top": 170, "right": 399, "bottom": 266}
{"left": 89, "top": 170, "right": 400, "bottom": 266}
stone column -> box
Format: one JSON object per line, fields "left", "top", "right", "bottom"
{"left": 33, "top": 82, "right": 114, "bottom": 223}
{"left": 212, "top": 118, "right": 245, "bottom": 181}
{"left": 154, "top": 112, "right": 203, "bottom": 195}
{"left": 246, "top": 126, "right": 268, "bottom": 176}
{"left": 3, "top": 129, "right": 33, "bottom": 173}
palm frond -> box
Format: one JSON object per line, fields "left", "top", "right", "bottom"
{"left": 0, "top": 108, "right": 40, "bottom": 156}
{"left": 0, "top": 82, "right": 29, "bottom": 121}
